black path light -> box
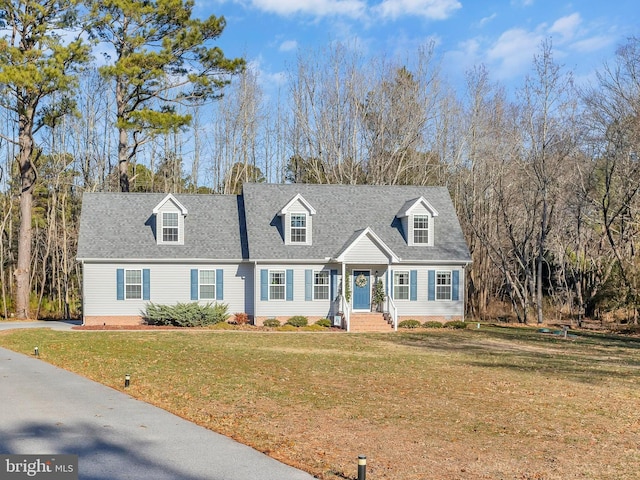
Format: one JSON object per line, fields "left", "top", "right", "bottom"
{"left": 358, "top": 455, "right": 366, "bottom": 480}
{"left": 34, "top": 346, "right": 39, "bottom": 357}
{"left": 124, "top": 373, "right": 131, "bottom": 388}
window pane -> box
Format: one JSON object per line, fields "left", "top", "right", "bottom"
{"left": 290, "top": 214, "right": 306, "bottom": 227}
{"left": 200, "top": 270, "right": 215, "bottom": 284}
{"left": 314, "top": 271, "right": 329, "bottom": 300}
{"left": 162, "top": 213, "right": 179, "bottom": 242}
{"left": 126, "top": 285, "right": 141, "bottom": 299}
{"left": 125, "top": 270, "right": 142, "bottom": 299}
{"left": 126, "top": 270, "right": 141, "bottom": 283}
{"left": 436, "top": 272, "right": 452, "bottom": 300}
{"left": 290, "top": 214, "right": 307, "bottom": 242}
{"left": 270, "top": 271, "right": 285, "bottom": 300}
{"left": 163, "top": 212, "right": 178, "bottom": 226}
{"left": 414, "top": 215, "right": 428, "bottom": 244}
{"left": 394, "top": 272, "right": 409, "bottom": 300}
{"left": 200, "top": 285, "right": 215, "bottom": 299}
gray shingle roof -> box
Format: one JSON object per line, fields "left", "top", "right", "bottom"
{"left": 77, "top": 193, "right": 243, "bottom": 260}
{"left": 77, "top": 185, "right": 471, "bottom": 264}
{"left": 242, "top": 183, "right": 470, "bottom": 263}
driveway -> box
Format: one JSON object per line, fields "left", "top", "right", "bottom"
{"left": 0, "top": 326, "right": 315, "bottom": 479}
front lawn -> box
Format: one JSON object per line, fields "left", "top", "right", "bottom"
{"left": 1, "top": 326, "right": 639, "bottom": 479}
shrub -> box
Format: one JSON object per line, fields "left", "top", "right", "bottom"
{"left": 278, "top": 324, "right": 297, "bottom": 331}
{"left": 233, "top": 312, "right": 249, "bottom": 325}
{"left": 398, "top": 319, "right": 421, "bottom": 329}
{"left": 209, "top": 321, "right": 234, "bottom": 330}
{"left": 144, "top": 302, "right": 229, "bottom": 327}
{"left": 444, "top": 320, "right": 467, "bottom": 329}
{"left": 314, "top": 318, "right": 332, "bottom": 328}
{"left": 423, "top": 321, "right": 443, "bottom": 329}
{"left": 285, "top": 315, "right": 308, "bottom": 327}
{"left": 303, "top": 324, "right": 327, "bottom": 331}
{"left": 263, "top": 318, "right": 280, "bottom": 327}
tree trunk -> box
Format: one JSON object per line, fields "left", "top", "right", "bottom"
{"left": 15, "top": 164, "right": 34, "bottom": 319}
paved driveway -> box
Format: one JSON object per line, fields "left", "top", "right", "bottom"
{"left": 0, "top": 325, "right": 315, "bottom": 479}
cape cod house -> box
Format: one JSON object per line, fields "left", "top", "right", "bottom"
{"left": 76, "top": 183, "right": 471, "bottom": 331}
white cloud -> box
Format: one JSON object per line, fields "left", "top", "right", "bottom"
{"left": 248, "top": 0, "right": 367, "bottom": 18}
{"left": 279, "top": 40, "right": 298, "bottom": 52}
{"left": 571, "top": 35, "right": 616, "bottom": 53}
{"left": 549, "top": 13, "right": 581, "bottom": 42}
{"left": 477, "top": 13, "right": 497, "bottom": 28}
{"left": 374, "top": 0, "right": 461, "bottom": 20}
{"left": 486, "top": 27, "right": 544, "bottom": 79}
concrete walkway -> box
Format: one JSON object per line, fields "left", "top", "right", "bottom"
{"left": 0, "top": 326, "right": 315, "bottom": 479}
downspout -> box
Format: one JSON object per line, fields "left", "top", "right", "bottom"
{"left": 80, "top": 260, "right": 85, "bottom": 326}
{"left": 253, "top": 260, "right": 258, "bottom": 325}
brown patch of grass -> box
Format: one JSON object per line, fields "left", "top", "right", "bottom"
{"left": 2, "top": 326, "right": 640, "bottom": 479}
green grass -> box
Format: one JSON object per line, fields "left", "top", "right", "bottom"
{"left": 2, "top": 326, "right": 640, "bottom": 479}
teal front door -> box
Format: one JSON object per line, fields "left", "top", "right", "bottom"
{"left": 352, "top": 270, "right": 371, "bottom": 310}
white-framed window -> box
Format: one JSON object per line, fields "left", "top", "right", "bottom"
{"left": 269, "top": 270, "right": 286, "bottom": 300}
{"left": 199, "top": 270, "right": 216, "bottom": 300}
{"left": 413, "top": 215, "right": 429, "bottom": 244}
{"left": 125, "top": 269, "right": 142, "bottom": 299}
{"left": 436, "top": 271, "right": 452, "bottom": 300}
{"left": 394, "top": 271, "right": 409, "bottom": 300}
{"left": 314, "top": 270, "right": 329, "bottom": 300}
{"left": 162, "top": 212, "right": 179, "bottom": 242}
{"left": 290, "top": 214, "right": 307, "bottom": 243}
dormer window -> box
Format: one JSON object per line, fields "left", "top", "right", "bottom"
{"left": 413, "top": 215, "right": 429, "bottom": 244}
{"left": 290, "top": 214, "right": 307, "bottom": 243}
{"left": 396, "top": 196, "right": 438, "bottom": 247}
{"left": 163, "top": 212, "right": 179, "bottom": 242}
{"left": 153, "top": 194, "right": 187, "bottom": 245}
{"left": 279, "top": 194, "right": 316, "bottom": 246}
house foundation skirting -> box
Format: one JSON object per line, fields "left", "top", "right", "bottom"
{"left": 254, "top": 315, "right": 329, "bottom": 327}
{"left": 84, "top": 315, "right": 144, "bottom": 326}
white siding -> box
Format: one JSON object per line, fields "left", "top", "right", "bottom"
{"left": 342, "top": 235, "right": 391, "bottom": 263}
{"left": 82, "top": 262, "right": 250, "bottom": 317}
{"left": 255, "top": 263, "right": 340, "bottom": 319}
{"left": 389, "top": 266, "right": 465, "bottom": 318}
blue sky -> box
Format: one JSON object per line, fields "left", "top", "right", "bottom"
{"left": 194, "top": 0, "right": 639, "bottom": 93}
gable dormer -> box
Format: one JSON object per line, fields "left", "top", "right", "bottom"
{"left": 396, "top": 197, "right": 438, "bottom": 246}
{"left": 153, "top": 194, "right": 188, "bottom": 245}
{"left": 278, "top": 193, "right": 316, "bottom": 246}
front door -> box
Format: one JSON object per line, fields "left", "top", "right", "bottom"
{"left": 352, "top": 270, "right": 371, "bottom": 310}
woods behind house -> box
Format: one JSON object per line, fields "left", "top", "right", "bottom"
{"left": 1, "top": 1, "right": 639, "bottom": 325}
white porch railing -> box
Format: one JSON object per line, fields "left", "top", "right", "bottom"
{"left": 341, "top": 295, "right": 351, "bottom": 332}
{"left": 385, "top": 295, "right": 398, "bottom": 331}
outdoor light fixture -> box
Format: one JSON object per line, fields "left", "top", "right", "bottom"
{"left": 125, "top": 373, "right": 131, "bottom": 388}
{"left": 34, "top": 347, "right": 39, "bottom": 357}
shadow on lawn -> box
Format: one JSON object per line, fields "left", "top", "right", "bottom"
{"left": 0, "top": 421, "right": 204, "bottom": 480}
{"left": 380, "top": 327, "right": 640, "bottom": 385}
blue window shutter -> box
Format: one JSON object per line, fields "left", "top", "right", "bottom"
{"left": 216, "top": 269, "right": 224, "bottom": 300}
{"left": 452, "top": 270, "right": 460, "bottom": 301}
{"left": 191, "top": 269, "right": 198, "bottom": 301}
{"left": 410, "top": 270, "right": 417, "bottom": 301}
{"left": 305, "top": 269, "right": 312, "bottom": 301}
{"left": 428, "top": 270, "right": 435, "bottom": 301}
{"left": 330, "top": 269, "right": 338, "bottom": 300}
{"left": 143, "top": 269, "right": 150, "bottom": 300}
{"left": 116, "top": 269, "right": 124, "bottom": 300}
{"left": 286, "top": 269, "right": 294, "bottom": 301}
{"left": 260, "top": 269, "right": 268, "bottom": 301}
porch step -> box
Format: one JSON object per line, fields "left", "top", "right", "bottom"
{"left": 349, "top": 313, "right": 394, "bottom": 333}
